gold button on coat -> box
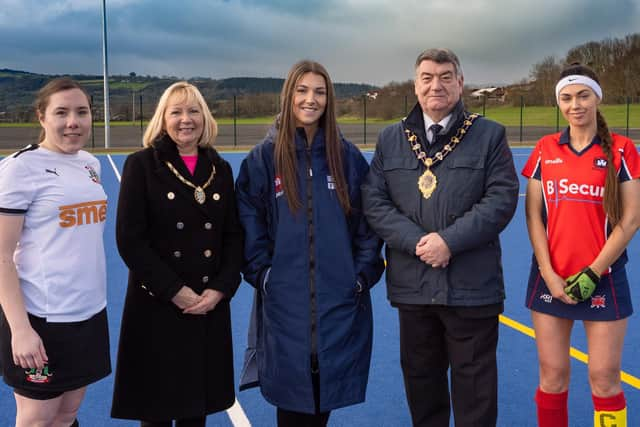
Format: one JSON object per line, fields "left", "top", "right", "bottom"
{"left": 204, "top": 249, "right": 212, "bottom": 258}
{"left": 176, "top": 222, "right": 184, "bottom": 230}
{"left": 212, "top": 193, "right": 220, "bottom": 201}
{"left": 202, "top": 276, "right": 209, "bottom": 283}
{"left": 204, "top": 222, "right": 212, "bottom": 230}
{"left": 167, "top": 192, "right": 175, "bottom": 200}
{"left": 173, "top": 251, "right": 181, "bottom": 258}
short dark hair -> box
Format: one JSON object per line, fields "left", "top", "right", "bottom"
{"left": 415, "top": 48, "right": 463, "bottom": 77}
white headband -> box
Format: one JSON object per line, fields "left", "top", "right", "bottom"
{"left": 555, "top": 75, "right": 603, "bottom": 103}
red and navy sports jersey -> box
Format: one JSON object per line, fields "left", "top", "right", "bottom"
{"left": 521, "top": 130, "right": 640, "bottom": 277}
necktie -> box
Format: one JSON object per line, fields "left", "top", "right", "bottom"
{"left": 429, "top": 124, "right": 443, "bottom": 144}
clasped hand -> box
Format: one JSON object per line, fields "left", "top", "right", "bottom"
{"left": 564, "top": 267, "right": 599, "bottom": 302}
{"left": 171, "top": 286, "right": 224, "bottom": 315}
{"left": 416, "top": 233, "right": 451, "bottom": 268}
{"left": 543, "top": 266, "right": 599, "bottom": 305}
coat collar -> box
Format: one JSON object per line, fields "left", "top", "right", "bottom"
{"left": 558, "top": 127, "right": 602, "bottom": 145}
{"left": 152, "top": 134, "right": 222, "bottom": 218}
{"left": 294, "top": 126, "right": 326, "bottom": 152}
{"left": 404, "top": 100, "right": 466, "bottom": 146}
{"left": 264, "top": 125, "right": 334, "bottom": 154}
{"left": 154, "top": 133, "right": 223, "bottom": 165}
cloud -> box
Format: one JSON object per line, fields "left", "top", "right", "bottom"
{"left": 0, "top": 0, "right": 638, "bottom": 85}
{"left": 0, "top": 0, "right": 136, "bottom": 26}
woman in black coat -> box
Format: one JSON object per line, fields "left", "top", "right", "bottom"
{"left": 111, "top": 82, "right": 243, "bottom": 427}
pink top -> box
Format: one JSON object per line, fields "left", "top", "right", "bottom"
{"left": 180, "top": 155, "right": 198, "bottom": 175}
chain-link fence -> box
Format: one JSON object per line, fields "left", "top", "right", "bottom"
{"left": 1, "top": 93, "right": 638, "bottom": 150}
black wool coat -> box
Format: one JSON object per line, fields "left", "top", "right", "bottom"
{"left": 111, "top": 135, "right": 243, "bottom": 421}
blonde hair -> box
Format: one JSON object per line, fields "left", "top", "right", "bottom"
{"left": 143, "top": 81, "right": 217, "bottom": 148}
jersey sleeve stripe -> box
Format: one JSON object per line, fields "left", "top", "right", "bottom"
{"left": 532, "top": 159, "right": 542, "bottom": 180}
{"left": 618, "top": 156, "right": 632, "bottom": 182}
{"left": 0, "top": 207, "right": 27, "bottom": 214}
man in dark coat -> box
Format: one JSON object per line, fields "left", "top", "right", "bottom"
{"left": 361, "top": 48, "right": 519, "bottom": 427}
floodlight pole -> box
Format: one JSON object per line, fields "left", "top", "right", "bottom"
{"left": 101, "top": 0, "right": 111, "bottom": 148}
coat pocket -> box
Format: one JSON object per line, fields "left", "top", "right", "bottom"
{"left": 444, "top": 156, "right": 485, "bottom": 201}
{"left": 385, "top": 247, "right": 420, "bottom": 296}
{"left": 383, "top": 156, "right": 421, "bottom": 214}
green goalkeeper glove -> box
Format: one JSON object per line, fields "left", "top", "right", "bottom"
{"left": 564, "top": 266, "right": 600, "bottom": 302}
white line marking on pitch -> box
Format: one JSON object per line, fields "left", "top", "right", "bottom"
{"left": 107, "top": 154, "right": 121, "bottom": 182}
{"left": 227, "top": 398, "right": 252, "bottom": 426}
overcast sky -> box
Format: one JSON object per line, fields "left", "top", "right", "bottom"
{"left": 1, "top": 0, "right": 639, "bottom": 86}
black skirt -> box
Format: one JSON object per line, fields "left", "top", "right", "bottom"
{"left": 0, "top": 307, "right": 111, "bottom": 393}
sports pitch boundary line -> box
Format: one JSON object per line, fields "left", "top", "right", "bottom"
{"left": 499, "top": 314, "right": 640, "bottom": 389}
{"left": 107, "top": 154, "right": 121, "bottom": 182}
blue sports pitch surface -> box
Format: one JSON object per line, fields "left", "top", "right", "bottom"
{"left": 1, "top": 148, "right": 639, "bottom": 426}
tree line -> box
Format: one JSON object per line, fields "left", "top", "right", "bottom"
{"left": 520, "top": 33, "right": 640, "bottom": 106}
{"left": 1, "top": 32, "right": 638, "bottom": 123}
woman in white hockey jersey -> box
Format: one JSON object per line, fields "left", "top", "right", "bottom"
{"left": 0, "top": 78, "right": 110, "bottom": 427}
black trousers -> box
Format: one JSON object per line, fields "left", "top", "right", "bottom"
{"left": 397, "top": 304, "right": 500, "bottom": 427}
{"left": 277, "top": 408, "right": 330, "bottom": 427}
{"left": 276, "top": 371, "right": 331, "bottom": 427}
{"left": 140, "top": 416, "right": 205, "bottom": 427}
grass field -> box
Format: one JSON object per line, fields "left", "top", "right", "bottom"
{"left": 79, "top": 80, "right": 151, "bottom": 91}
{"left": 476, "top": 104, "right": 640, "bottom": 127}
{"left": 1, "top": 104, "right": 638, "bottom": 128}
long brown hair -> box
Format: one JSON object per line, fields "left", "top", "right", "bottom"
{"left": 35, "top": 78, "right": 91, "bottom": 142}
{"left": 559, "top": 63, "right": 620, "bottom": 225}
{"left": 275, "top": 60, "right": 350, "bottom": 214}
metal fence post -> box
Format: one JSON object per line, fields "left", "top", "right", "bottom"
{"left": 139, "top": 94, "right": 143, "bottom": 138}
{"left": 519, "top": 96, "right": 524, "bottom": 143}
{"left": 233, "top": 95, "right": 237, "bottom": 147}
{"left": 363, "top": 95, "right": 367, "bottom": 146}
{"left": 626, "top": 96, "right": 630, "bottom": 137}
{"left": 91, "top": 95, "right": 95, "bottom": 149}
{"left": 482, "top": 95, "right": 486, "bottom": 116}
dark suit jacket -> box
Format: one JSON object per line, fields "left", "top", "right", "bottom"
{"left": 111, "top": 135, "right": 243, "bottom": 420}
{"left": 362, "top": 101, "right": 519, "bottom": 307}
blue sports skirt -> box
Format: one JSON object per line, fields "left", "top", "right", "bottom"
{"left": 525, "top": 264, "right": 633, "bottom": 321}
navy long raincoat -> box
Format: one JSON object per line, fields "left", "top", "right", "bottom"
{"left": 235, "top": 127, "right": 384, "bottom": 414}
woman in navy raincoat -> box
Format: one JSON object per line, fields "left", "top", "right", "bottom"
{"left": 235, "top": 60, "right": 384, "bottom": 427}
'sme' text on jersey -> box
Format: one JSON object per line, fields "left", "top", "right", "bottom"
{"left": 59, "top": 200, "right": 107, "bottom": 227}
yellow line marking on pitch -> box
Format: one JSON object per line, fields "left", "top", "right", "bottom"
{"left": 499, "top": 314, "right": 640, "bottom": 389}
